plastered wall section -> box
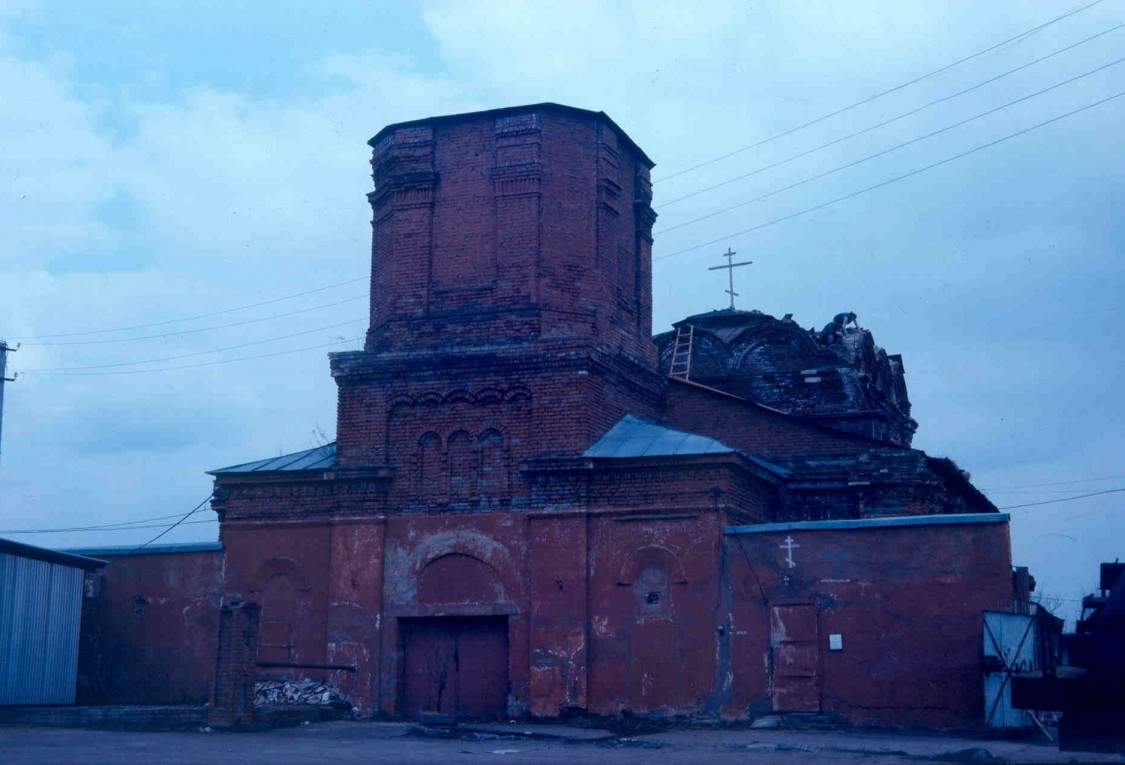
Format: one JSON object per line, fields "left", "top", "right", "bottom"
{"left": 78, "top": 550, "right": 223, "bottom": 705}
{"left": 726, "top": 518, "right": 1013, "bottom": 727}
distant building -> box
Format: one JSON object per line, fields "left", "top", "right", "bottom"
{"left": 198, "top": 103, "right": 1016, "bottom": 728}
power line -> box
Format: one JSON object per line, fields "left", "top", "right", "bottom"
{"left": 982, "top": 473, "right": 1125, "bottom": 490}
{"left": 136, "top": 495, "right": 214, "bottom": 550}
{"left": 998, "top": 487, "right": 1125, "bottom": 509}
{"left": 656, "top": 0, "right": 1107, "bottom": 183}
{"left": 0, "top": 518, "right": 218, "bottom": 534}
{"left": 658, "top": 21, "right": 1125, "bottom": 209}
{"left": 21, "top": 335, "right": 365, "bottom": 376}
{"left": 20, "top": 318, "right": 363, "bottom": 372}
{"left": 13, "top": 275, "right": 368, "bottom": 341}
{"left": 656, "top": 54, "right": 1125, "bottom": 236}
{"left": 987, "top": 488, "right": 1125, "bottom": 495}
{"left": 19, "top": 294, "right": 366, "bottom": 347}
{"left": 0, "top": 511, "right": 197, "bottom": 533}
{"left": 654, "top": 87, "right": 1125, "bottom": 262}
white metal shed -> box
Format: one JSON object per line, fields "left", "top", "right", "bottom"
{"left": 0, "top": 538, "right": 106, "bottom": 705}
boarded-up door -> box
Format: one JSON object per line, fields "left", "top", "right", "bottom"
{"left": 770, "top": 603, "right": 820, "bottom": 712}
{"left": 983, "top": 611, "right": 1036, "bottom": 728}
{"left": 401, "top": 616, "right": 508, "bottom": 719}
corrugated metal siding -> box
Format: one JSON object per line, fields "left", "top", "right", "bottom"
{"left": 0, "top": 551, "right": 84, "bottom": 705}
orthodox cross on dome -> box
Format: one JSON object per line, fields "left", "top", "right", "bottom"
{"left": 708, "top": 247, "right": 753, "bottom": 310}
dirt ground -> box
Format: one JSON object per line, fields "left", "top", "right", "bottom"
{"left": 1, "top": 720, "right": 1121, "bottom": 765}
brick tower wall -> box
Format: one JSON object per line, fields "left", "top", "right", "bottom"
{"left": 363, "top": 105, "right": 656, "bottom": 363}
{"left": 333, "top": 105, "right": 664, "bottom": 481}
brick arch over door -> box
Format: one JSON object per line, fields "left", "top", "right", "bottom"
{"left": 387, "top": 530, "right": 520, "bottom": 609}
{"left": 418, "top": 553, "right": 507, "bottom": 605}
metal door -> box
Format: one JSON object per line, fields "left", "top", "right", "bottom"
{"left": 983, "top": 610, "right": 1037, "bottom": 728}
{"left": 401, "top": 616, "right": 509, "bottom": 719}
{"left": 770, "top": 603, "right": 820, "bottom": 712}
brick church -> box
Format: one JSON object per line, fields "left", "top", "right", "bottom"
{"left": 205, "top": 103, "right": 1013, "bottom": 727}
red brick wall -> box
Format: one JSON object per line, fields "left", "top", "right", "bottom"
{"left": 363, "top": 106, "right": 655, "bottom": 366}
{"left": 214, "top": 486, "right": 1012, "bottom": 727}
{"left": 726, "top": 519, "right": 1013, "bottom": 727}
{"left": 78, "top": 549, "right": 222, "bottom": 705}
{"left": 586, "top": 512, "right": 725, "bottom": 716}
{"left": 333, "top": 105, "right": 664, "bottom": 493}
{"left": 220, "top": 522, "right": 333, "bottom": 670}
{"left": 215, "top": 504, "right": 738, "bottom": 718}
{"left": 664, "top": 379, "right": 883, "bottom": 462}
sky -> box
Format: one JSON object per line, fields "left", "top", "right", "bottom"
{"left": 0, "top": 0, "right": 1122, "bottom": 623}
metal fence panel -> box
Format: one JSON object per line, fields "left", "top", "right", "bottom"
{"left": 983, "top": 610, "right": 1037, "bottom": 728}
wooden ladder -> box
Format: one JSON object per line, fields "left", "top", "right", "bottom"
{"left": 668, "top": 324, "right": 694, "bottom": 381}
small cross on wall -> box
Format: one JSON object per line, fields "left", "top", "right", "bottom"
{"left": 708, "top": 248, "right": 753, "bottom": 310}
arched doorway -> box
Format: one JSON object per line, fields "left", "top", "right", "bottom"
{"left": 399, "top": 553, "right": 510, "bottom": 719}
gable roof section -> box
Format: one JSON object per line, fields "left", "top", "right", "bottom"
{"left": 208, "top": 443, "right": 336, "bottom": 476}
{"left": 584, "top": 414, "right": 789, "bottom": 476}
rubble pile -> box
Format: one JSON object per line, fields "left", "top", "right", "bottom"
{"left": 254, "top": 678, "right": 349, "bottom": 707}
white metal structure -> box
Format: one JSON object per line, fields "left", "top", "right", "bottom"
{"left": 0, "top": 539, "right": 105, "bottom": 705}
{"left": 982, "top": 610, "right": 1037, "bottom": 728}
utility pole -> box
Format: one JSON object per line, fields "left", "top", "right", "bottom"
{"left": 0, "top": 340, "right": 16, "bottom": 466}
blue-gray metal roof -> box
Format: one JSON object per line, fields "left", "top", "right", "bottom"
{"left": 726, "top": 512, "right": 1009, "bottom": 535}
{"left": 63, "top": 542, "right": 223, "bottom": 557}
{"left": 208, "top": 443, "right": 336, "bottom": 475}
{"left": 584, "top": 415, "right": 735, "bottom": 458}
{"left": 584, "top": 415, "right": 789, "bottom": 477}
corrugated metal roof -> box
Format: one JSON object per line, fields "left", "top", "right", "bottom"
{"left": 208, "top": 443, "right": 336, "bottom": 475}
{"left": 0, "top": 537, "right": 107, "bottom": 571}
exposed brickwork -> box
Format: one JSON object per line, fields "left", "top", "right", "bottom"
{"left": 656, "top": 310, "right": 916, "bottom": 446}
{"left": 663, "top": 380, "right": 994, "bottom": 520}
{"left": 663, "top": 378, "right": 880, "bottom": 462}
{"left": 209, "top": 601, "right": 261, "bottom": 729}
